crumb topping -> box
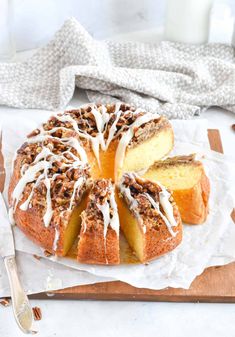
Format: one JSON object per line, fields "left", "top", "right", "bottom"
{"left": 81, "top": 179, "right": 119, "bottom": 236}
{"left": 152, "top": 154, "right": 201, "bottom": 169}
{"left": 16, "top": 138, "right": 90, "bottom": 214}
{"left": 119, "top": 173, "right": 180, "bottom": 235}
{"left": 28, "top": 103, "right": 164, "bottom": 148}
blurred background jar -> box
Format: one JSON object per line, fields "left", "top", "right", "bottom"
{"left": 1, "top": 0, "right": 235, "bottom": 54}
{"left": 0, "top": 0, "right": 15, "bottom": 60}
{"left": 165, "top": 0, "right": 213, "bottom": 44}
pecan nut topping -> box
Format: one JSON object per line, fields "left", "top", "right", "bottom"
{"left": 32, "top": 306, "right": 42, "bottom": 321}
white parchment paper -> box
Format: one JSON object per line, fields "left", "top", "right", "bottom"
{"left": 0, "top": 108, "right": 234, "bottom": 296}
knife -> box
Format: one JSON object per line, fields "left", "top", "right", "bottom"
{"left": 0, "top": 193, "right": 36, "bottom": 334}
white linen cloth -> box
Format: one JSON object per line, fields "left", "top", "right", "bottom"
{"left": 0, "top": 18, "right": 235, "bottom": 119}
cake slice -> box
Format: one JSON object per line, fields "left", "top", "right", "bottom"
{"left": 143, "top": 155, "right": 210, "bottom": 224}
{"left": 8, "top": 135, "right": 91, "bottom": 257}
{"left": 115, "top": 114, "right": 174, "bottom": 181}
{"left": 71, "top": 103, "right": 174, "bottom": 181}
{"left": 77, "top": 179, "right": 120, "bottom": 265}
{"left": 118, "top": 173, "right": 182, "bottom": 263}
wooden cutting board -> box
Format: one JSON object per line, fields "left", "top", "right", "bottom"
{"left": 1, "top": 130, "right": 235, "bottom": 302}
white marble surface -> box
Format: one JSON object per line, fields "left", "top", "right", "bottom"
{"left": 0, "top": 30, "right": 235, "bottom": 337}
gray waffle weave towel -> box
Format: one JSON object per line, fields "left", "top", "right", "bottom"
{"left": 0, "top": 18, "right": 235, "bottom": 119}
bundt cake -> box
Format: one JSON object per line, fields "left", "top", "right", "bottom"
{"left": 8, "top": 103, "right": 175, "bottom": 263}
{"left": 8, "top": 102, "right": 208, "bottom": 265}
{"left": 77, "top": 179, "right": 120, "bottom": 265}
{"left": 143, "top": 155, "right": 210, "bottom": 224}
{"left": 117, "top": 173, "right": 182, "bottom": 263}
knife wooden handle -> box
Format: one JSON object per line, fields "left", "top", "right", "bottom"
{"left": 4, "top": 256, "right": 36, "bottom": 334}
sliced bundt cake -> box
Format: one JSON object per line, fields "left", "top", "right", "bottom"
{"left": 143, "top": 155, "right": 210, "bottom": 224}
{"left": 118, "top": 173, "right": 182, "bottom": 263}
{"left": 77, "top": 179, "right": 120, "bottom": 265}
{"left": 10, "top": 104, "right": 215, "bottom": 265}
{"left": 8, "top": 134, "right": 91, "bottom": 256}
{"left": 8, "top": 103, "right": 175, "bottom": 262}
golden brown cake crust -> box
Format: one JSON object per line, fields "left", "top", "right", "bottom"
{"left": 77, "top": 227, "right": 119, "bottom": 265}
{"left": 172, "top": 169, "right": 210, "bottom": 224}
{"left": 146, "top": 154, "right": 210, "bottom": 224}
{"left": 144, "top": 224, "right": 182, "bottom": 262}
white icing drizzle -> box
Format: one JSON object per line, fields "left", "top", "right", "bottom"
{"left": 82, "top": 215, "right": 87, "bottom": 234}
{"left": 158, "top": 185, "right": 178, "bottom": 228}
{"left": 109, "top": 190, "right": 120, "bottom": 235}
{"left": 90, "top": 135, "right": 101, "bottom": 168}
{"left": 97, "top": 200, "right": 111, "bottom": 265}
{"left": 12, "top": 160, "right": 51, "bottom": 211}
{"left": 101, "top": 105, "right": 111, "bottom": 126}
{"left": 43, "top": 172, "right": 53, "bottom": 228}
{"left": 91, "top": 106, "right": 106, "bottom": 134}
{"left": 34, "top": 146, "right": 52, "bottom": 163}
{"left": 20, "top": 163, "right": 29, "bottom": 176}
{"left": 52, "top": 227, "right": 60, "bottom": 252}
{"left": 120, "top": 185, "right": 146, "bottom": 233}
{"left": 65, "top": 138, "right": 88, "bottom": 163}
{"left": 118, "top": 173, "right": 145, "bottom": 230}
{"left": 143, "top": 193, "right": 176, "bottom": 237}
{"left": 96, "top": 183, "right": 119, "bottom": 264}
{"left": 50, "top": 110, "right": 104, "bottom": 167}
{"left": 114, "top": 112, "right": 160, "bottom": 181}
{"left": 119, "top": 173, "right": 177, "bottom": 237}
{"left": 19, "top": 173, "right": 44, "bottom": 211}
{"left": 97, "top": 201, "right": 111, "bottom": 238}
{"left": 56, "top": 114, "right": 79, "bottom": 133}
{"left": 105, "top": 108, "right": 122, "bottom": 150}
{"left": 28, "top": 134, "right": 87, "bottom": 165}
{"left": 96, "top": 184, "right": 119, "bottom": 238}
{"left": 102, "top": 103, "right": 121, "bottom": 149}
{"left": 119, "top": 183, "right": 138, "bottom": 211}
{"left": 68, "top": 177, "right": 85, "bottom": 211}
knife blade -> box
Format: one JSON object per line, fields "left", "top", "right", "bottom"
{"left": 0, "top": 193, "right": 15, "bottom": 258}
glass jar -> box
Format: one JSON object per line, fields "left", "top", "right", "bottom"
{"left": 165, "top": 0, "right": 213, "bottom": 44}
{"left": 0, "top": 0, "right": 15, "bottom": 60}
